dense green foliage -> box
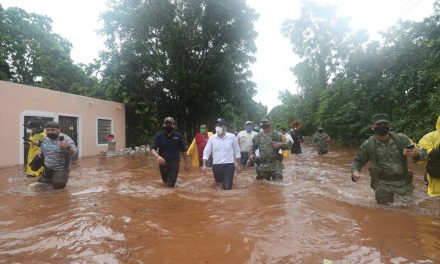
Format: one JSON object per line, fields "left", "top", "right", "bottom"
{"left": 2, "top": 1, "right": 440, "bottom": 146}
{"left": 98, "top": 0, "right": 264, "bottom": 144}
{"left": 273, "top": 1, "right": 440, "bottom": 145}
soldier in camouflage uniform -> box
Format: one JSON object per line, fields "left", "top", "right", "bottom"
{"left": 351, "top": 113, "right": 421, "bottom": 204}
{"left": 250, "top": 118, "right": 292, "bottom": 181}
{"left": 37, "top": 121, "right": 78, "bottom": 189}
{"left": 313, "top": 127, "right": 331, "bottom": 155}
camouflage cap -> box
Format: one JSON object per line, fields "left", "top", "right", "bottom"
{"left": 371, "top": 113, "right": 390, "bottom": 124}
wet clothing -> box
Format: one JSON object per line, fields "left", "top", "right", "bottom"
{"left": 417, "top": 115, "right": 440, "bottom": 197}
{"left": 38, "top": 133, "right": 78, "bottom": 189}
{"left": 151, "top": 131, "right": 187, "bottom": 188}
{"left": 212, "top": 163, "right": 235, "bottom": 190}
{"left": 203, "top": 132, "right": 240, "bottom": 190}
{"left": 26, "top": 131, "right": 46, "bottom": 177}
{"left": 237, "top": 130, "right": 258, "bottom": 165}
{"left": 313, "top": 132, "right": 330, "bottom": 155}
{"left": 290, "top": 131, "right": 303, "bottom": 154}
{"left": 159, "top": 162, "right": 180, "bottom": 187}
{"left": 152, "top": 131, "right": 187, "bottom": 163}
{"left": 351, "top": 132, "right": 414, "bottom": 204}
{"left": 187, "top": 132, "right": 213, "bottom": 167}
{"left": 252, "top": 131, "right": 292, "bottom": 181}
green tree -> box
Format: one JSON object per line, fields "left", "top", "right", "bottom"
{"left": 100, "top": 0, "right": 258, "bottom": 144}
{"left": 0, "top": 6, "right": 96, "bottom": 95}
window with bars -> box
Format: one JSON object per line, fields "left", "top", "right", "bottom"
{"left": 97, "top": 119, "right": 112, "bottom": 144}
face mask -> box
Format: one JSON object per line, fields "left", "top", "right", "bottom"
{"left": 47, "top": 133, "right": 58, "bottom": 139}
{"left": 262, "top": 124, "right": 270, "bottom": 129}
{"left": 164, "top": 126, "right": 173, "bottom": 133}
{"left": 215, "top": 126, "right": 223, "bottom": 135}
{"left": 374, "top": 126, "right": 389, "bottom": 136}
{"left": 200, "top": 128, "right": 206, "bottom": 134}
{"left": 246, "top": 126, "right": 252, "bottom": 133}
{"left": 26, "top": 129, "right": 33, "bottom": 134}
{"left": 259, "top": 128, "right": 263, "bottom": 133}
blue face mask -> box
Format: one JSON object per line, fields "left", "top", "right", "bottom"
{"left": 246, "top": 126, "right": 252, "bottom": 132}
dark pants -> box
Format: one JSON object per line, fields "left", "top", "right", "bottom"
{"left": 37, "top": 168, "right": 70, "bottom": 189}
{"left": 291, "top": 145, "right": 302, "bottom": 154}
{"left": 212, "top": 163, "right": 235, "bottom": 190}
{"left": 159, "top": 162, "right": 180, "bottom": 187}
{"left": 240, "top": 152, "right": 249, "bottom": 165}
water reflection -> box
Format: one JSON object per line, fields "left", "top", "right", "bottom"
{"left": 0, "top": 144, "right": 439, "bottom": 263}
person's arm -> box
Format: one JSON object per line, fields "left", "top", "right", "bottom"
{"left": 202, "top": 138, "right": 212, "bottom": 171}
{"left": 150, "top": 133, "right": 165, "bottom": 165}
{"left": 232, "top": 135, "right": 241, "bottom": 173}
{"left": 59, "top": 135, "right": 77, "bottom": 157}
{"left": 351, "top": 141, "right": 369, "bottom": 182}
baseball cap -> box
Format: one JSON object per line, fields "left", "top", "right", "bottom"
{"left": 215, "top": 118, "right": 226, "bottom": 126}
{"left": 371, "top": 113, "right": 390, "bottom": 124}
{"left": 245, "top": 121, "right": 252, "bottom": 125}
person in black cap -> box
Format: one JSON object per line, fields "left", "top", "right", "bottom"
{"left": 151, "top": 117, "right": 189, "bottom": 188}
{"left": 202, "top": 118, "right": 241, "bottom": 190}
{"left": 36, "top": 121, "right": 78, "bottom": 189}
{"left": 351, "top": 113, "right": 422, "bottom": 204}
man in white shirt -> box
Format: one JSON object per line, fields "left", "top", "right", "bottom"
{"left": 237, "top": 121, "right": 258, "bottom": 166}
{"left": 203, "top": 118, "right": 241, "bottom": 190}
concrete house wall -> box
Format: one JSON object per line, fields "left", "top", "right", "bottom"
{"left": 0, "top": 81, "right": 126, "bottom": 167}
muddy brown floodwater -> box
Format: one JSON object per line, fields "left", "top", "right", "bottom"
{"left": 0, "top": 143, "right": 439, "bottom": 263}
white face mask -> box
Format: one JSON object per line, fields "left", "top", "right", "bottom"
{"left": 259, "top": 128, "right": 263, "bottom": 133}
{"left": 215, "top": 126, "right": 223, "bottom": 135}
{"left": 26, "top": 129, "right": 33, "bottom": 134}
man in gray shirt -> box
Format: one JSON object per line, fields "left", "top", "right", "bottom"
{"left": 37, "top": 121, "right": 78, "bottom": 189}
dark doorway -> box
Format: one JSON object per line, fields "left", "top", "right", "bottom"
{"left": 23, "top": 116, "right": 54, "bottom": 166}
{"left": 59, "top": 116, "right": 78, "bottom": 146}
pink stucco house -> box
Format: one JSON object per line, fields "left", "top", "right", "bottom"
{"left": 0, "top": 81, "right": 126, "bottom": 167}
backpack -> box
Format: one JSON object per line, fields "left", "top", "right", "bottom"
{"left": 426, "top": 145, "right": 440, "bottom": 178}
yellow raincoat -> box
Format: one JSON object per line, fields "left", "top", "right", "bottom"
{"left": 187, "top": 132, "right": 213, "bottom": 167}
{"left": 418, "top": 115, "right": 440, "bottom": 197}
{"left": 26, "top": 131, "right": 46, "bottom": 177}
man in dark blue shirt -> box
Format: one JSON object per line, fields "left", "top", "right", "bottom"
{"left": 150, "top": 117, "right": 189, "bottom": 187}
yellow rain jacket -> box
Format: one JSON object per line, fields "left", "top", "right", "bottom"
{"left": 26, "top": 131, "right": 46, "bottom": 177}
{"left": 187, "top": 132, "right": 213, "bottom": 167}
{"left": 418, "top": 115, "right": 440, "bottom": 197}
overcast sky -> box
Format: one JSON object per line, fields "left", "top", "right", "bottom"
{"left": 1, "top": 0, "right": 436, "bottom": 110}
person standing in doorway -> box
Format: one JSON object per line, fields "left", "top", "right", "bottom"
{"left": 237, "top": 121, "right": 258, "bottom": 166}
{"left": 150, "top": 117, "right": 189, "bottom": 187}
{"left": 202, "top": 118, "right": 241, "bottom": 190}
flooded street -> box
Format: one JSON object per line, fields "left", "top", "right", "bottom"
{"left": 1, "top": 144, "right": 439, "bottom": 263}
